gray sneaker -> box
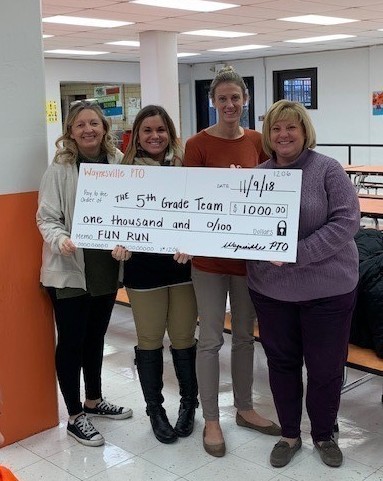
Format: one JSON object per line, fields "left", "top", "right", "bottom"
{"left": 314, "top": 438, "right": 343, "bottom": 467}
{"left": 270, "top": 437, "right": 302, "bottom": 467}
{"left": 67, "top": 413, "right": 104, "bottom": 447}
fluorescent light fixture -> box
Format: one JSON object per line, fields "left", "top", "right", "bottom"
{"left": 106, "top": 40, "right": 140, "bottom": 47}
{"left": 279, "top": 14, "right": 358, "bottom": 25}
{"left": 182, "top": 30, "right": 253, "bottom": 38}
{"left": 43, "top": 34, "right": 53, "bottom": 38}
{"left": 177, "top": 52, "right": 201, "bottom": 57}
{"left": 130, "top": 0, "right": 238, "bottom": 12}
{"left": 44, "top": 49, "right": 109, "bottom": 55}
{"left": 209, "top": 44, "right": 269, "bottom": 52}
{"left": 285, "top": 34, "right": 356, "bottom": 44}
{"left": 42, "top": 16, "right": 133, "bottom": 28}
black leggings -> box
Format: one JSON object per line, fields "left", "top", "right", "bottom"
{"left": 47, "top": 288, "right": 117, "bottom": 416}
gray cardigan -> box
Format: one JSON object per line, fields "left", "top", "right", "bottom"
{"left": 247, "top": 149, "right": 360, "bottom": 302}
{"left": 36, "top": 150, "right": 123, "bottom": 289}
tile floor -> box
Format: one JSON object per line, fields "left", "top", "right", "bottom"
{"left": 1, "top": 302, "right": 383, "bottom": 481}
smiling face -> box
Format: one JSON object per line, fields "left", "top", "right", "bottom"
{"left": 212, "top": 81, "right": 246, "bottom": 127}
{"left": 270, "top": 118, "right": 306, "bottom": 166}
{"left": 138, "top": 115, "right": 169, "bottom": 161}
{"left": 70, "top": 108, "right": 106, "bottom": 158}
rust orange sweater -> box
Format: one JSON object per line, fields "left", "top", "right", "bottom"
{"left": 184, "top": 129, "right": 267, "bottom": 275}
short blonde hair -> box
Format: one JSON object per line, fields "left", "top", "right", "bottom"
{"left": 262, "top": 100, "right": 316, "bottom": 158}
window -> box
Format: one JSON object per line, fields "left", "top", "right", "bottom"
{"left": 273, "top": 68, "right": 317, "bottom": 109}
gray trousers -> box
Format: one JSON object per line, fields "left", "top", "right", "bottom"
{"left": 192, "top": 267, "right": 257, "bottom": 420}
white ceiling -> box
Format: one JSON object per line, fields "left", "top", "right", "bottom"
{"left": 42, "top": 0, "right": 383, "bottom": 64}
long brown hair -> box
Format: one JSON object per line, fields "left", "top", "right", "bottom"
{"left": 122, "top": 104, "right": 183, "bottom": 165}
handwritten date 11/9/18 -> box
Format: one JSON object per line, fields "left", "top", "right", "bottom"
{"left": 239, "top": 174, "right": 275, "bottom": 198}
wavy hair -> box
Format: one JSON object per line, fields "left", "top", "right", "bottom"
{"left": 122, "top": 104, "right": 183, "bottom": 165}
{"left": 262, "top": 100, "right": 317, "bottom": 158}
{"left": 53, "top": 101, "right": 117, "bottom": 164}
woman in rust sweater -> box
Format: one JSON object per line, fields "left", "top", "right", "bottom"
{"left": 184, "top": 66, "right": 280, "bottom": 457}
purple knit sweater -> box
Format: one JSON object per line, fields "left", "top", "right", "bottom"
{"left": 247, "top": 149, "right": 360, "bottom": 302}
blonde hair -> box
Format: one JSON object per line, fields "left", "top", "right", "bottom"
{"left": 262, "top": 100, "right": 317, "bottom": 158}
{"left": 122, "top": 105, "right": 183, "bottom": 165}
{"left": 53, "top": 101, "right": 117, "bottom": 164}
{"left": 209, "top": 66, "right": 247, "bottom": 100}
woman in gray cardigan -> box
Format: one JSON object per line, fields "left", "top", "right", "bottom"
{"left": 37, "top": 101, "right": 132, "bottom": 447}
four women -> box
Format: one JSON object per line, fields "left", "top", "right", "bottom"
{"left": 37, "top": 72, "right": 361, "bottom": 468}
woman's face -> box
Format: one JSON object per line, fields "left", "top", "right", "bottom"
{"left": 138, "top": 115, "right": 169, "bottom": 161}
{"left": 70, "top": 109, "right": 106, "bottom": 157}
{"left": 212, "top": 82, "right": 246, "bottom": 127}
{"left": 270, "top": 118, "right": 306, "bottom": 165}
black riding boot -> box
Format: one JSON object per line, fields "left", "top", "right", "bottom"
{"left": 171, "top": 343, "right": 199, "bottom": 437}
{"left": 135, "top": 346, "right": 178, "bottom": 444}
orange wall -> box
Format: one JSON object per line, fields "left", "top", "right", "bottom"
{"left": 0, "top": 192, "right": 58, "bottom": 445}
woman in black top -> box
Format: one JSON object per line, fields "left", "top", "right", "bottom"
{"left": 113, "top": 105, "right": 198, "bottom": 444}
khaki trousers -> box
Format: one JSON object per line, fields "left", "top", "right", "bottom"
{"left": 191, "top": 267, "right": 257, "bottom": 420}
{"left": 127, "top": 283, "right": 198, "bottom": 350}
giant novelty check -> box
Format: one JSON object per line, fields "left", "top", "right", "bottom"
{"left": 71, "top": 164, "right": 302, "bottom": 262}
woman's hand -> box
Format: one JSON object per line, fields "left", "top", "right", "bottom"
{"left": 270, "top": 260, "right": 284, "bottom": 267}
{"left": 173, "top": 252, "right": 193, "bottom": 264}
{"left": 60, "top": 238, "right": 77, "bottom": 256}
{"left": 112, "top": 245, "right": 132, "bottom": 261}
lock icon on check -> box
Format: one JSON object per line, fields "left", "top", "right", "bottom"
{"left": 277, "top": 220, "right": 287, "bottom": 236}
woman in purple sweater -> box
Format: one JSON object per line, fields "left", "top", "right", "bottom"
{"left": 247, "top": 100, "right": 360, "bottom": 469}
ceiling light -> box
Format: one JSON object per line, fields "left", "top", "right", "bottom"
{"left": 285, "top": 34, "right": 356, "bottom": 44}
{"left": 42, "top": 16, "right": 133, "bottom": 28}
{"left": 182, "top": 30, "right": 253, "bottom": 38}
{"left": 177, "top": 52, "right": 201, "bottom": 57}
{"left": 130, "top": 0, "right": 238, "bottom": 12}
{"left": 43, "top": 34, "right": 53, "bottom": 39}
{"left": 44, "top": 49, "right": 109, "bottom": 55}
{"left": 209, "top": 44, "right": 269, "bottom": 52}
{"left": 279, "top": 15, "right": 358, "bottom": 25}
{"left": 106, "top": 41, "right": 140, "bottom": 47}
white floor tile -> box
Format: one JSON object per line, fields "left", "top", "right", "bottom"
{"left": 2, "top": 302, "right": 383, "bottom": 481}
{"left": 183, "top": 452, "right": 275, "bottom": 481}
{"left": 86, "top": 457, "right": 179, "bottom": 481}
{"left": 15, "top": 459, "right": 81, "bottom": 481}
{"left": 0, "top": 443, "right": 42, "bottom": 471}
{"left": 46, "top": 442, "right": 134, "bottom": 479}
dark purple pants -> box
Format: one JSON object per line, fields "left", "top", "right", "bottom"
{"left": 249, "top": 288, "right": 357, "bottom": 442}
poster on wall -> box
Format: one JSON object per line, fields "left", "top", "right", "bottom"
{"left": 94, "top": 85, "right": 123, "bottom": 119}
{"left": 46, "top": 100, "right": 58, "bottom": 123}
{"left": 127, "top": 97, "right": 141, "bottom": 125}
{"left": 372, "top": 91, "right": 383, "bottom": 116}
